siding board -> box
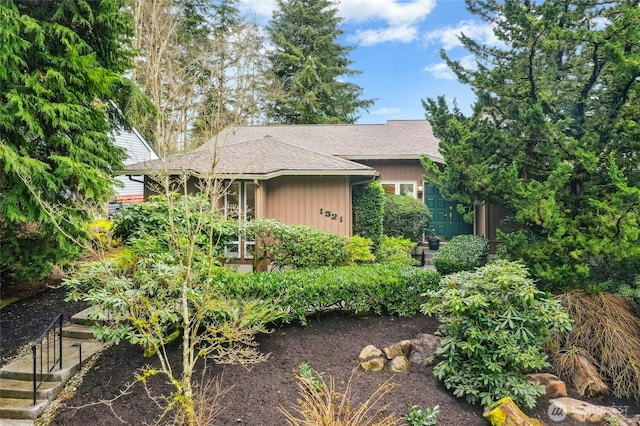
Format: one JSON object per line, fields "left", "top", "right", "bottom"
{"left": 265, "top": 175, "right": 351, "bottom": 236}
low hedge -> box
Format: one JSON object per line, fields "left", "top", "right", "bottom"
{"left": 217, "top": 264, "right": 441, "bottom": 324}
{"left": 433, "top": 234, "right": 489, "bottom": 275}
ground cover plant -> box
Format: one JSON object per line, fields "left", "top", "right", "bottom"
{"left": 423, "top": 260, "right": 573, "bottom": 408}
{"left": 432, "top": 234, "right": 489, "bottom": 275}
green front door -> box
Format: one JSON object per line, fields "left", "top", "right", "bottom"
{"left": 424, "top": 183, "right": 473, "bottom": 239}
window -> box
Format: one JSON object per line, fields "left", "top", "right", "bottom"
{"left": 381, "top": 181, "right": 416, "bottom": 197}
{"left": 223, "top": 181, "right": 256, "bottom": 259}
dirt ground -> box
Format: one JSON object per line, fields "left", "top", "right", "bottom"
{"left": 2, "top": 281, "right": 639, "bottom": 425}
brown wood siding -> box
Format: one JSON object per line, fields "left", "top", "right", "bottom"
{"left": 264, "top": 176, "right": 351, "bottom": 236}
{"left": 357, "top": 159, "right": 427, "bottom": 183}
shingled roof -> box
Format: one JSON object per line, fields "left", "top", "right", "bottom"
{"left": 197, "top": 120, "right": 442, "bottom": 161}
{"left": 125, "top": 120, "right": 440, "bottom": 178}
{"left": 125, "top": 136, "right": 376, "bottom": 179}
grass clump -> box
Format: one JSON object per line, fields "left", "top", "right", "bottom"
{"left": 551, "top": 290, "right": 640, "bottom": 401}
{"left": 279, "top": 364, "right": 400, "bottom": 425}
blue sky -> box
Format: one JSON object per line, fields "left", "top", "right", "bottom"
{"left": 237, "top": 0, "right": 502, "bottom": 124}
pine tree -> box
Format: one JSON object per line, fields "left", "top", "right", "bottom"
{"left": 0, "top": 0, "right": 133, "bottom": 282}
{"left": 267, "top": 0, "right": 374, "bottom": 124}
{"left": 422, "top": 0, "right": 640, "bottom": 290}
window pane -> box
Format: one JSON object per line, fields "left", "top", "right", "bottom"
{"left": 225, "top": 182, "right": 240, "bottom": 219}
{"left": 225, "top": 242, "right": 239, "bottom": 259}
{"left": 381, "top": 183, "right": 396, "bottom": 195}
{"left": 245, "top": 182, "right": 256, "bottom": 221}
{"left": 399, "top": 183, "right": 415, "bottom": 196}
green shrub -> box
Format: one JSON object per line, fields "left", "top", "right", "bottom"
{"left": 614, "top": 275, "right": 640, "bottom": 316}
{"left": 382, "top": 195, "right": 431, "bottom": 243}
{"left": 218, "top": 264, "right": 441, "bottom": 324}
{"left": 422, "top": 260, "right": 572, "bottom": 408}
{"left": 242, "top": 219, "right": 348, "bottom": 270}
{"left": 432, "top": 234, "right": 489, "bottom": 275}
{"left": 111, "top": 194, "right": 235, "bottom": 251}
{"left": 353, "top": 181, "right": 385, "bottom": 248}
{"left": 376, "top": 235, "right": 417, "bottom": 266}
{"left": 345, "top": 235, "right": 375, "bottom": 264}
{"left": 406, "top": 404, "right": 440, "bottom": 426}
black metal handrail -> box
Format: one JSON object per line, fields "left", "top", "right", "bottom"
{"left": 32, "top": 313, "right": 63, "bottom": 405}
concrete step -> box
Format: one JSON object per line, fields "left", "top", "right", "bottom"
{"left": 0, "top": 397, "right": 48, "bottom": 420}
{"left": 0, "top": 338, "right": 106, "bottom": 382}
{"left": 61, "top": 324, "right": 95, "bottom": 340}
{"left": 71, "top": 306, "right": 112, "bottom": 326}
{"left": 0, "top": 379, "right": 60, "bottom": 400}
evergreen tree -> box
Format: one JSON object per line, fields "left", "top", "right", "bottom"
{"left": 0, "top": 0, "right": 133, "bottom": 282}
{"left": 422, "top": 0, "right": 640, "bottom": 290}
{"left": 267, "top": 0, "right": 374, "bottom": 124}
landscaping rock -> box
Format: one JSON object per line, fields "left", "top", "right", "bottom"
{"left": 527, "top": 372, "right": 568, "bottom": 398}
{"left": 388, "top": 355, "right": 410, "bottom": 373}
{"left": 549, "top": 397, "right": 625, "bottom": 423}
{"left": 383, "top": 340, "right": 411, "bottom": 359}
{"left": 359, "top": 344, "right": 383, "bottom": 360}
{"left": 360, "top": 357, "right": 386, "bottom": 372}
{"left": 359, "top": 345, "right": 386, "bottom": 372}
{"left": 408, "top": 333, "right": 440, "bottom": 367}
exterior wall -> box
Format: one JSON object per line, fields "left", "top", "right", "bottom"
{"left": 479, "top": 202, "right": 511, "bottom": 253}
{"left": 113, "top": 128, "right": 158, "bottom": 201}
{"left": 357, "top": 159, "right": 427, "bottom": 200}
{"left": 264, "top": 175, "right": 352, "bottom": 236}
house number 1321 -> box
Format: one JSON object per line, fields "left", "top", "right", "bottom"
{"left": 319, "top": 208, "right": 343, "bottom": 222}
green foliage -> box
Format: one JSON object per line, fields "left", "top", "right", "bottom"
{"left": 422, "top": 0, "right": 640, "bottom": 290}
{"left": 432, "top": 234, "right": 489, "bottom": 275}
{"left": 111, "top": 194, "right": 235, "bottom": 257}
{"left": 242, "top": 219, "right": 349, "bottom": 270}
{"left": 383, "top": 195, "right": 431, "bottom": 243}
{"left": 422, "top": 260, "right": 572, "bottom": 408}
{"left": 345, "top": 235, "right": 375, "bottom": 264}
{"left": 406, "top": 404, "right": 440, "bottom": 426}
{"left": 614, "top": 275, "right": 640, "bottom": 317}
{"left": 352, "top": 181, "right": 385, "bottom": 248}
{"left": 376, "top": 236, "right": 418, "bottom": 267}
{"left": 267, "top": 0, "right": 374, "bottom": 124}
{"left": 219, "top": 264, "right": 441, "bottom": 324}
{"left": 0, "top": 0, "right": 134, "bottom": 282}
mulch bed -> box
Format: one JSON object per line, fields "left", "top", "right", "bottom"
{"left": 3, "top": 281, "right": 639, "bottom": 425}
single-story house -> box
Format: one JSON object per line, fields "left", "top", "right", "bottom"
{"left": 123, "top": 120, "right": 507, "bottom": 259}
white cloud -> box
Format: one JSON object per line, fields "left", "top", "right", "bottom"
{"left": 371, "top": 107, "right": 401, "bottom": 116}
{"left": 351, "top": 25, "right": 418, "bottom": 46}
{"left": 423, "top": 55, "right": 476, "bottom": 80}
{"left": 237, "top": 0, "right": 277, "bottom": 19}
{"left": 340, "top": 0, "right": 436, "bottom": 26}
{"left": 237, "top": 0, "right": 436, "bottom": 46}
{"left": 423, "top": 20, "right": 502, "bottom": 50}
{"left": 423, "top": 62, "right": 455, "bottom": 80}
{"left": 238, "top": 0, "right": 435, "bottom": 25}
